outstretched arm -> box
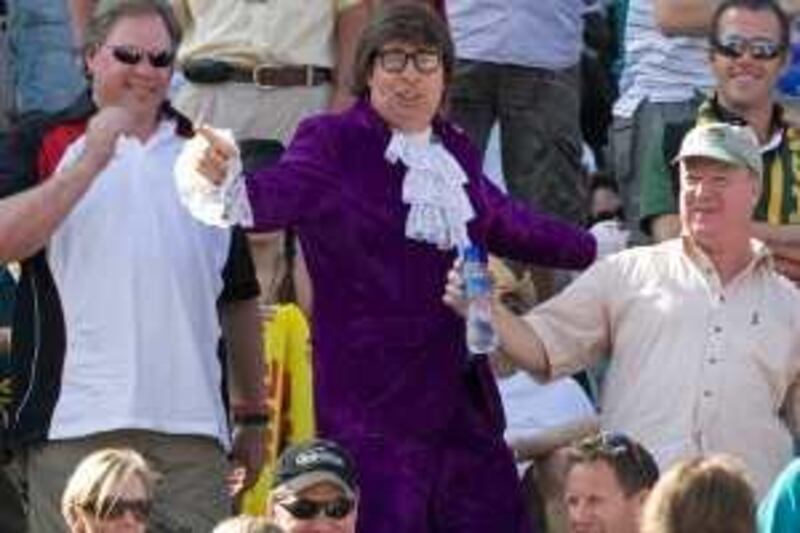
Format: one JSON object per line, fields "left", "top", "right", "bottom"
{"left": 474, "top": 177, "right": 597, "bottom": 270}
{"left": 443, "top": 255, "right": 613, "bottom": 378}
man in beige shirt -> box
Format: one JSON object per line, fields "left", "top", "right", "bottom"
{"left": 445, "top": 122, "right": 800, "bottom": 497}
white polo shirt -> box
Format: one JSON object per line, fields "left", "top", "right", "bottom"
{"left": 46, "top": 120, "right": 233, "bottom": 447}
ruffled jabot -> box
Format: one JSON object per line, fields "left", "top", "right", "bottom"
{"left": 385, "top": 129, "right": 475, "bottom": 250}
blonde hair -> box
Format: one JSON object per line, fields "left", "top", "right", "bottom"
{"left": 213, "top": 515, "right": 285, "bottom": 533}
{"left": 62, "top": 448, "right": 159, "bottom": 529}
{"left": 488, "top": 256, "right": 537, "bottom": 314}
{"left": 641, "top": 455, "right": 756, "bottom": 533}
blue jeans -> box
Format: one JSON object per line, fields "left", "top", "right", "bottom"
{"left": 8, "top": 0, "right": 85, "bottom": 114}
{"left": 449, "top": 60, "right": 586, "bottom": 224}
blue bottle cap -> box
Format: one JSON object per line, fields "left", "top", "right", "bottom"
{"left": 461, "top": 243, "right": 484, "bottom": 263}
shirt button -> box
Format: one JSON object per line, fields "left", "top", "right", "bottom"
{"left": 708, "top": 358, "right": 718, "bottom": 364}
{"left": 703, "top": 390, "right": 713, "bottom": 398}
{"left": 713, "top": 326, "right": 722, "bottom": 334}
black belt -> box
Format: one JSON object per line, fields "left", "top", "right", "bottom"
{"left": 182, "top": 59, "right": 332, "bottom": 87}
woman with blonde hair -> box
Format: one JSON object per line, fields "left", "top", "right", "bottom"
{"left": 641, "top": 454, "right": 756, "bottom": 533}
{"left": 62, "top": 448, "right": 158, "bottom": 533}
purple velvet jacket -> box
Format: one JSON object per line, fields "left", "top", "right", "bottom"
{"left": 247, "top": 100, "right": 596, "bottom": 442}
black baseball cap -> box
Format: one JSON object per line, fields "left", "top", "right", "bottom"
{"left": 272, "top": 439, "right": 358, "bottom": 497}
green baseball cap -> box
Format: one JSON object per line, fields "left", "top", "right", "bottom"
{"left": 673, "top": 122, "right": 762, "bottom": 179}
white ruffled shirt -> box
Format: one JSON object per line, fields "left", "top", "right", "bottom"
{"left": 385, "top": 129, "right": 475, "bottom": 250}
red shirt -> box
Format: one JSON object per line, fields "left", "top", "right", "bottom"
{"left": 36, "top": 120, "right": 88, "bottom": 181}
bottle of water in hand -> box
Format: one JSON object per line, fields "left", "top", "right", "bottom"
{"left": 462, "top": 244, "right": 499, "bottom": 355}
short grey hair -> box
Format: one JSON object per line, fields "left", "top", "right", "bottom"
{"left": 84, "top": 0, "right": 182, "bottom": 54}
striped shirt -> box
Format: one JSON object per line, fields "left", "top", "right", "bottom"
{"left": 614, "top": 0, "right": 714, "bottom": 118}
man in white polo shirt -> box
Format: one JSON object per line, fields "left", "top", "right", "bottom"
{"left": 0, "top": 1, "right": 266, "bottom": 531}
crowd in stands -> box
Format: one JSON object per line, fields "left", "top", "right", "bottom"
{"left": 1, "top": 0, "right": 800, "bottom": 532}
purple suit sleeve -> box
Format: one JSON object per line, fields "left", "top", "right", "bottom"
{"left": 245, "top": 117, "right": 339, "bottom": 232}
{"left": 473, "top": 176, "right": 597, "bottom": 270}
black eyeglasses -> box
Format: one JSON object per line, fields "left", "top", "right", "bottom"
{"left": 712, "top": 34, "right": 784, "bottom": 61}
{"left": 105, "top": 44, "right": 175, "bottom": 68}
{"left": 278, "top": 496, "right": 355, "bottom": 520}
{"left": 83, "top": 498, "right": 152, "bottom": 522}
{"left": 376, "top": 48, "right": 442, "bottom": 74}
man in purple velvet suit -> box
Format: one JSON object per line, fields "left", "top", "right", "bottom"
{"left": 192, "top": 4, "right": 596, "bottom": 531}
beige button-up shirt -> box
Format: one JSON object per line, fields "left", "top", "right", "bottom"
{"left": 172, "top": 0, "right": 362, "bottom": 69}
{"left": 526, "top": 238, "right": 800, "bottom": 496}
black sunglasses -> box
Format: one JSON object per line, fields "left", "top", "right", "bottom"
{"left": 579, "top": 432, "right": 658, "bottom": 487}
{"left": 279, "top": 496, "right": 355, "bottom": 520}
{"left": 105, "top": 44, "right": 175, "bottom": 68}
{"left": 376, "top": 48, "right": 442, "bottom": 74}
{"left": 83, "top": 498, "right": 152, "bottom": 522}
{"left": 712, "top": 34, "right": 784, "bottom": 61}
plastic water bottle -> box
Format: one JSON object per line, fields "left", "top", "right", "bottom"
{"left": 462, "top": 244, "right": 499, "bottom": 355}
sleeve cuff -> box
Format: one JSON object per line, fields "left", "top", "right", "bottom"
{"left": 175, "top": 128, "right": 254, "bottom": 228}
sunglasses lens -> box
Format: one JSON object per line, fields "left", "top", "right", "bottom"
{"left": 111, "top": 46, "right": 142, "bottom": 65}
{"left": 149, "top": 51, "right": 174, "bottom": 68}
{"left": 109, "top": 45, "right": 173, "bottom": 68}
{"left": 326, "top": 497, "right": 354, "bottom": 519}
{"left": 716, "top": 38, "right": 745, "bottom": 58}
{"left": 284, "top": 499, "right": 320, "bottom": 520}
{"left": 281, "top": 497, "right": 354, "bottom": 520}
{"left": 105, "top": 505, "right": 127, "bottom": 520}
{"left": 750, "top": 40, "right": 780, "bottom": 59}
{"left": 85, "top": 499, "right": 151, "bottom": 521}
{"left": 127, "top": 500, "right": 151, "bottom": 521}
{"left": 716, "top": 35, "right": 782, "bottom": 60}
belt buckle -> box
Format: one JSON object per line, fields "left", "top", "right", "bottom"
{"left": 252, "top": 64, "right": 276, "bottom": 90}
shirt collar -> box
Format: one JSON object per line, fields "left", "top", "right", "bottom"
{"left": 707, "top": 94, "right": 785, "bottom": 153}
{"left": 681, "top": 234, "right": 774, "bottom": 280}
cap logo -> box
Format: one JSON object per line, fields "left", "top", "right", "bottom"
{"left": 707, "top": 128, "right": 726, "bottom": 142}
{"left": 295, "top": 449, "right": 346, "bottom": 468}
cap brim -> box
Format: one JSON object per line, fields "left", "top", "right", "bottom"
{"left": 275, "top": 471, "right": 355, "bottom": 498}
{"left": 672, "top": 147, "right": 747, "bottom": 169}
